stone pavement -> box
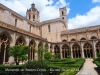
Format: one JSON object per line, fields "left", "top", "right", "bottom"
{"left": 76, "top": 59, "right": 100, "bottom": 75}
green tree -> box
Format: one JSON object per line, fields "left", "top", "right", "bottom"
{"left": 8, "top": 46, "right": 29, "bottom": 65}
{"left": 44, "top": 52, "right": 52, "bottom": 60}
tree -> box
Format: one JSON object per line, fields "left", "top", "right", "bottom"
{"left": 8, "top": 46, "right": 29, "bottom": 65}
{"left": 35, "top": 45, "right": 47, "bottom": 60}
{"left": 44, "top": 52, "right": 52, "bottom": 60}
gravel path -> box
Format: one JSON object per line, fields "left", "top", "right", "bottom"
{"left": 76, "top": 59, "right": 100, "bottom": 75}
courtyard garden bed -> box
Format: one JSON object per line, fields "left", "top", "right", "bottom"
{"left": 0, "top": 58, "right": 85, "bottom": 75}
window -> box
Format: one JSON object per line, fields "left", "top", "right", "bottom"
{"left": 62, "top": 17, "right": 64, "bottom": 20}
{"left": 33, "top": 15, "right": 35, "bottom": 19}
{"left": 33, "top": 15, "right": 35, "bottom": 21}
{"left": 48, "top": 25, "right": 50, "bottom": 32}
{"left": 29, "top": 14, "right": 31, "bottom": 20}
{"left": 30, "top": 26, "right": 31, "bottom": 32}
{"left": 15, "top": 18, "right": 17, "bottom": 27}
{"left": 62, "top": 11, "right": 64, "bottom": 15}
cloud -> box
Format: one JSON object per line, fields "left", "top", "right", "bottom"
{"left": 0, "top": 0, "right": 70, "bottom": 22}
{"left": 68, "top": 6, "right": 100, "bottom": 29}
{"left": 92, "top": 0, "right": 100, "bottom": 3}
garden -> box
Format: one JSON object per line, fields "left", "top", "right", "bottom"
{"left": 0, "top": 46, "right": 85, "bottom": 75}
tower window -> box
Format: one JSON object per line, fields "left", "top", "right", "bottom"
{"left": 33, "top": 15, "right": 35, "bottom": 19}
{"left": 48, "top": 25, "right": 50, "bottom": 32}
{"left": 30, "top": 26, "right": 31, "bottom": 32}
{"left": 62, "top": 11, "right": 64, "bottom": 15}
{"left": 62, "top": 17, "right": 64, "bottom": 20}
{"left": 15, "top": 18, "right": 17, "bottom": 27}
{"left": 29, "top": 14, "right": 31, "bottom": 20}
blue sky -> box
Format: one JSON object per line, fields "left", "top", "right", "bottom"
{"left": 0, "top": 0, "right": 100, "bottom": 29}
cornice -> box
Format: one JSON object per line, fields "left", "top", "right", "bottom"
{"left": 0, "top": 21, "right": 46, "bottom": 41}
{"left": 61, "top": 25, "right": 100, "bottom": 35}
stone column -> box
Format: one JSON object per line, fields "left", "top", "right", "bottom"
{"left": 48, "top": 43, "right": 50, "bottom": 52}
{"left": 52, "top": 44, "right": 55, "bottom": 55}
{"left": 3, "top": 45, "right": 7, "bottom": 64}
{"left": 80, "top": 42, "right": 84, "bottom": 58}
{"left": 60, "top": 44, "right": 62, "bottom": 59}
{"left": 92, "top": 40, "right": 96, "bottom": 58}
{"left": 34, "top": 40, "right": 39, "bottom": 61}
{"left": 43, "top": 42, "right": 46, "bottom": 60}
{"left": 70, "top": 43, "right": 73, "bottom": 58}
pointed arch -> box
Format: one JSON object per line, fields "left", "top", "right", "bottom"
{"left": 28, "top": 39, "right": 36, "bottom": 60}
{"left": 96, "top": 41, "right": 100, "bottom": 53}
{"left": 72, "top": 43, "right": 81, "bottom": 58}
{"left": 15, "top": 36, "right": 26, "bottom": 46}
{"left": 62, "top": 44, "right": 69, "bottom": 58}
{"left": 0, "top": 31, "right": 11, "bottom": 64}
{"left": 45, "top": 43, "right": 48, "bottom": 52}
{"left": 38, "top": 41, "right": 43, "bottom": 59}
{"left": 83, "top": 42, "right": 93, "bottom": 58}
{"left": 54, "top": 45, "right": 60, "bottom": 55}
{"left": 50, "top": 44, "right": 52, "bottom": 53}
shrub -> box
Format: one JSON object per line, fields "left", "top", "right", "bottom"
{"left": 44, "top": 52, "right": 52, "bottom": 60}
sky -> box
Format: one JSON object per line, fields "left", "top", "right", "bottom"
{"left": 0, "top": 0, "right": 100, "bottom": 29}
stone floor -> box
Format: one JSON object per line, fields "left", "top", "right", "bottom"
{"left": 76, "top": 59, "right": 100, "bottom": 75}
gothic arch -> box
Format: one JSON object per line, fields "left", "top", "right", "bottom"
{"left": 50, "top": 44, "right": 52, "bottom": 53}
{"left": 0, "top": 32, "right": 11, "bottom": 64}
{"left": 83, "top": 42, "right": 93, "bottom": 58}
{"left": 62, "top": 44, "right": 69, "bottom": 58}
{"left": 15, "top": 36, "right": 26, "bottom": 46}
{"left": 28, "top": 39, "right": 36, "bottom": 60}
{"left": 72, "top": 43, "right": 81, "bottom": 58}
{"left": 96, "top": 41, "right": 100, "bottom": 53}
{"left": 45, "top": 43, "right": 48, "bottom": 52}
{"left": 38, "top": 41, "right": 43, "bottom": 59}
{"left": 54, "top": 45, "right": 60, "bottom": 55}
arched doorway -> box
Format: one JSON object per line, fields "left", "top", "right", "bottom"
{"left": 96, "top": 41, "right": 100, "bottom": 53}
{"left": 28, "top": 39, "right": 36, "bottom": 60}
{"left": 83, "top": 42, "right": 93, "bottom": 58}
{"left": 72, "top": 43, "right": 81, "bottom": 58}
{"left": 0, "top": 33, "right": 11, "bottom": 64}
{"left": 62, "top": 44, "right": 69, "bottom": 58}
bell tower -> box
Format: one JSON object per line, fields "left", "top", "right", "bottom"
{"left": 26, "top": 3, "right": 40, "bottom": 22}
{"left": 59, "top": 7, "right": 67, "bottom": 22}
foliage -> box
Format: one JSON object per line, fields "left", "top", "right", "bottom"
{"left": 54, "top": 53, "right": 61, "bottom": 59}
{"left": 8, "top": 46, "right": 29, "bottom": 65}
{"left": 44, "top": 52, "right": 52, "bottom": 60}
{"left": 25, "top": 60, "right": 49, "bottom": 75}
{"left": 97, "top": 52, "right": 100, "bottom": 58}
{"left": 35, "top": 45, "right": 48, "bottom": 60}
{"left": 93, "top": 58, "right": 100, "bottom": 68}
